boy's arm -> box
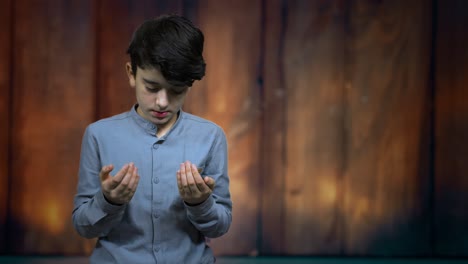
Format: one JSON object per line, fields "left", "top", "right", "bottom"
{"left": 72, "top": 126, "right": 127, "bottom": 239}
{"left": 184, "top": 128, "right": 233, "bottom": 238}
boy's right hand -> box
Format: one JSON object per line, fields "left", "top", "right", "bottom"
{"left": 99, "top": 163, "right": 140, "bottom": 205}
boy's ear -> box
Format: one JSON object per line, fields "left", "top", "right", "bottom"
{"left": 126, "top": 62, "right": 136, "bottom": 88}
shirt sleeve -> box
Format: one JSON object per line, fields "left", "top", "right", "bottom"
{"left": 72, "top": 125, "right": 126, "bottom": 239}
{"left": 184, "top": 127, "right": 233, "bottom": 238}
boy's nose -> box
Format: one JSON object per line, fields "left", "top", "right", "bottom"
{"left": 155, "top": 89, "right": 168, "bottom": 108}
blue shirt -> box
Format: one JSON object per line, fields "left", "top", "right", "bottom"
{"left": 72, "top": 105, "right": 232, "bottom": 264}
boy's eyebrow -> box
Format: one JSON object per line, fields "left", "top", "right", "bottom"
{"left": 142, "top": 78, "right": 160, "bottom": 85}
{"left": 143, "top": 77, "right": 187, "bottom": 90}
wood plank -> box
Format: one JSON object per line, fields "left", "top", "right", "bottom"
{"left": 434, "top": 0, "right": 468, "bottom": 257}
{"left": 343, "top": 0, "right": 432, "bottom": 256}
{"left": 279, "top": 0, "right": 346, "bottom": 255}
{"left": 259, "top": 0, "right": 286, "bottom": 254}
{"left": 186, "top": 0, "right": 262, "bottom": 256}
{"left": 9, "top": 0, "right": 95, "bottom": 254}
{"left": 0, "top": 0, "right": 12, "bottom": 254}
{"left": 97, "top": 0, "right": 183, "bottom": 119}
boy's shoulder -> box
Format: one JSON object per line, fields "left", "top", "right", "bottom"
{"left": 181, "top": 111, "right": 223, "bottom": 132}
{"left": 88, "top": 110, "right": 132, "bottom": 131}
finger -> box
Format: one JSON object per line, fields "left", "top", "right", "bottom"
{"left": 121, "top": 166, "right": 139, "bottom": 201}
{"left": 106, "top": 164, "right": 130, "bottom": 190}
{"left": 99, "top": 164, "right": 114, "bottom": 183}
{"left": 127, "top": 167, "right": 139, "bottom": 193}
{"left": 185, "top": 161, "right": 199, "bottom": 193}
{"left": 102, "top": 165, "right": 123, "bottom": 191}
{"left": 180, "top": 163, "right": 191, "bottom": 195}
{"left": 191, "top": 164, "right": 208, "bottom": 193}
{"left": 176, "top": 170, "right": 184, "bottom": 195}
{"left": 114, "top": 163, "right": 135, "bottom": 193}
{"left": 124, "top": 170, "right": 140, "bottom": 202}
{"left": 204, "top": 176, "right": 216, "bottom": 190}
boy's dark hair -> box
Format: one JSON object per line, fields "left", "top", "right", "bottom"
{"left": 127, "top": 14, "right": 206, "bottom": 87}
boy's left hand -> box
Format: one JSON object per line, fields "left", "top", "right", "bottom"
{"left": 177, "top": 161, "right": 215, "bottom": 206}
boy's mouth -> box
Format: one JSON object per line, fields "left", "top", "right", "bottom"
{"left": 151, "top": 111, "right": 168, "bottom": 118}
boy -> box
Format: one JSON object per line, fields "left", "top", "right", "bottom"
{"left": 72, "top": 14, "right": 232, "bottom": 264}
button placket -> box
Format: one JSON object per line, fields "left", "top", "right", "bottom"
{"left": 152, "top": 143, "right": 159, "bottom": 184}
{"left": 153, "top": 211, "right": 160, "bottom": 218}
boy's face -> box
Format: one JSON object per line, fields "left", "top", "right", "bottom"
{"left": 126, "top": 63, "right": 190, "bottom": 132}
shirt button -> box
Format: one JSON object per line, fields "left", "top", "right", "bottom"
{"left": 153, "top": 177, "right": 159, "bottom": 184}
{"left": 153, "top": 144, "right": 158, "bottom": 149}
{"left": 155, "top": 246, "right": 160, "bottom": 252}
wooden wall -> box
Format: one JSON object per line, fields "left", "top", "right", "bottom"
{"left": 261, "top": 0, "right": 346, "bottom": 255}
{"left": 0, "top": 0, "right": 467, "bottom": 257}
{"left": 7, "top": 0, "right": 96, "bottom": 254}
{"left": 0, "top": 0, "right": 12, "bottom": 255}
{"left": 343, "top": 0, "right": 433, "bottom": 255}
{"left": 434, "top": 0, "right": 468, "bottom": 256}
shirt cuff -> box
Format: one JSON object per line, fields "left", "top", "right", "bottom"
{"left": 185, "top": 195, "right": 215, "bottom": 217}
{"left": 95, "top": 191, "right": 126, "bottom": 214}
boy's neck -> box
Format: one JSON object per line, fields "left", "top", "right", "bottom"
{"left": 156, "top": 111, "right": 179, "bottom": 138}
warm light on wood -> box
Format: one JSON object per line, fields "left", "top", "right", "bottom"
{"left": 41, "top": 198, "right": 65, "bottom": 235}
{"left": 318, "top": 179, "right": 338, "bottom": 206}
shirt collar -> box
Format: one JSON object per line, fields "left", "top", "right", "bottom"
{"left": 129, "top": 104, "right": 184, "bottom": 139}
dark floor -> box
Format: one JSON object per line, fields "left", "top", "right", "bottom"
{"left": 0, "top": 257, "right": 468, "bottom": 264}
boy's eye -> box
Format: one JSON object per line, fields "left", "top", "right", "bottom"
{"left": 170, "top": 87, "right": 188, "bottom": 95}
{"left": 171, "top": 89, "right": 185, "bottom": 95}
{"left": 145, "top": 85, "right": 187, "bottom": 95}
{"left": 146, "top": 86, "right": 160, "bottom": 92}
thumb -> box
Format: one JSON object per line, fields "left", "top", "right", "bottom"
{"left": 204, "top": 176, "right": 215, "bottom": 190}
{"left": 99, "top": 164, "right": 114, "bottom": 183}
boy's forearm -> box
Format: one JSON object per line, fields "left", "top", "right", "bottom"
{"left": 185, "top": 195, "right": 232, "bottom": 238}
{"left": 72, "top": 191, "right": 126, "bottom": 239}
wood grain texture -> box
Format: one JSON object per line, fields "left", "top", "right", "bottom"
{"left": 343, "top": 0, "right": 432, "bottom": 256}
{"left": 280, "top": 0, "right": 346, "bottom": 255}
{"left": 2, "top": 0, "right": 467, "bottom": 257}
{"left": 9, "top": 0, "right": 95, "bottom": 254}
{"left": 0, "top": 0, "right": 12, "bottom": 254}
{"left": 260, "top": 0, "right": 286, "bottom": 254}
{"left": 186, "top": 0, "right": 262, "bottom": 256}
{"left": 97, "top": 0, "right": 183, "bottom": 119}
{"left": 434, "top": 0, "right": 468, "bottom": 257}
